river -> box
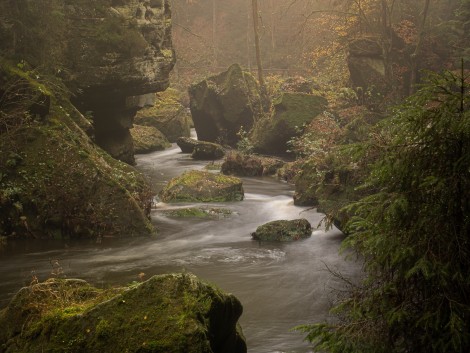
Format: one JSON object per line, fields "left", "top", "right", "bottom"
{"left": 0, "top": 141, "right": 359, "bottom": 353}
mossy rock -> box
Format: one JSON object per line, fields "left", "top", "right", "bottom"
{"left": 159, "top": 170, "right": 244, "bottom": 203}
{"left": 189, "top": 64, "right": 264, "bottom": 146}
{"left": 0, "top": 274, "right": 247, "bottom": 353}
{"left": 191, "top": 142, "right": 225, "bottom": 160}
{"left": 251, "top": 92, "right": 328, "bottom": 154}
{"left": 131, "top": 124, "right": 171, "bottom": 154}
{"left": 0, "top": 61, "right": 154, "bottom": 240}
{"left": 177, "top": 137, "right": 200, "bottom": 153}
{"left": 251, "top": 219, "right": 312, "bottom": 242}
{"left": 135, "top": 89, "right": 191, "bottom": 142}
{"left": 221, "top": 151, "right": 284, "bottom": 177}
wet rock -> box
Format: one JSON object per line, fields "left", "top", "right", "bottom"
{"left": 191, "top": 142, "right": 225, "bottom": 160}
{"left": 0, "top": 274, "right": 247, "bottom": 353}
{"left": 131, "top": 124, "right": 171, "bottom": 154}
{"left": 135, "top": 88, "right": 191, "bottom": 142}
{"left": 159, "top": 170, "right": 244, "bottom": 203}
{"left": 252, "top": 219, "right": 312, "bottom": 242}
{"left": 189, "top": 64, "right": 263, "bottom": 146}
{"left": 177, "top": 137, "right": 200, "bottom": 153}
{"left": 221, "top": 151, "right": 284, "bottom": 177}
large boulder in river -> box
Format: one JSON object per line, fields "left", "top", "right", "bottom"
{"left": 0, "top": 0, "right": 176, "bottom": 164}
{"left": 159, "top": 170, "right": 244, "bottom": 203}
{"left": 251, "top": 92, "right": 328, "bottom": 154}
{"left": 135, "top": 88, "right": 191, "bottom": 142}
{"left": 0, "top": 274, "right": 247, "bottom": 353}
{"left": 251, "top": 219, "right": 312, "bottom": 242}
{"left": 188, "top": 64, "right": 264, "bottom": 146}
{"left": 221, "top": 151, "right": 284, "bottom": 177}
{"left": 131, "top": 124, "right": 171, "bottom": 154}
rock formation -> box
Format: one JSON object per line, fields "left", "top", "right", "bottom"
{"left": 188, "top": 64, "right": 263, "bottom": 146}
{"left": 191, "top": 142, "right": 225, "bottom": 160}
{"left": 0, "top": 62, "right": 155, "bottom": 239}
{"left": 252, "top": 219, "right": 312, "bottom": 242}
{"left": 251, "top": 92, "right": 328, "bottom": 154}
{"left": 177, "top": 137, "right": 201, "bottom": 153}
{"left": 131, "top": 124, "right": 171, "bottom": 154}
{"left": 0, "top": 0, "right": 176, "bottom": 164}
{"left": 221, "top": 152, "right": 284, "bottom": 177}
{"left": 159, "top": 170, "right": 244, "bottom": 203}
{"left": 0, "top": 274, "right": 247, "bottom": 353}
{"left": 135, "top": 88, "right": 191, "bottom": 142}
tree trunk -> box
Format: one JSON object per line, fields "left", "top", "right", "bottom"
{"left": 212, "top": 0, "right": 217, "bottom": 70}
{"left": 251, "top": 0, "right": 266, "bottom": 91}
{"left": 410, "top": 0, "right": 431, "bottom": 93}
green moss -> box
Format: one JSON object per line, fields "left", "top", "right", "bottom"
{"left": 0, "top": 61, "right": 154, "bottom": 239}
{"left": 272, "top": 92, "right": 327, "bottom": 128}
{"left": 159, "top": 170, "right": 244, "bottom": 203}
{"left": 252, "top": 219, "right": 312, "bottom": 242}
{"left": 131, "top": 125, "right": 171, "bottom": 154}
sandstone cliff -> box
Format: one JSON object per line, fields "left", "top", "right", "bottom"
{"left": 1, "top": 0, "right": 176, "bottom": 163}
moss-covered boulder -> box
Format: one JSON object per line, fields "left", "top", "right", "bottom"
{"left": 191, "top": 142, "right": 225, "bottom": 160}
{"left": 251, "top": 92, "right": 328, "bottom": 154}
{"left": 135, "top": 88, "right": 191, "bottom": 142}
{"left": 251, "top": 219, "right": 312, "bottom": 242}
{"left": 0, "top": 61, "right": 154, "bottom": 240}
{"left": 189, "top": 64, "right": 264, "bottom": 146}
{"left": 159, "top": 170, "right": 244, "bottom": 203}
{"left": 177, "top": 137, "right": 200, "bottom": 153}
{"left": 131, "top": 124, "right": 171, "bottom": 154}
{"left": 0, "top": 274, "right": 247, "bottom": 353}
{"left": 221, "top": 152, "right": 284, "bottom": 177}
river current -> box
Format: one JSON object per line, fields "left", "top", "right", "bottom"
{"left": 0, "top": 140, "right": 359, "bottom": 353}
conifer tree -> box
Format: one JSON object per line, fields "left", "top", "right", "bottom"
{"left": 299, "top": 67, "right": 470, "bottom": 352}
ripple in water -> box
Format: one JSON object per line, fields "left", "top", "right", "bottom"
{"left": 172, "top": 247, "right": 286, "bottom": 266}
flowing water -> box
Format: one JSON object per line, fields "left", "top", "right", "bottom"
{"left": 0, "top": 140, "right": 359, "bottom": 353}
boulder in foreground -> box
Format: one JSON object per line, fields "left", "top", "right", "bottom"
{"left": 159, "top": 170, "right": 244, "bottom": 203}
{"left": 252, "top": 219, "right": 312, "bottom": 242}
{"left": 0, "top": 274, "right": 246, "bottom": 353}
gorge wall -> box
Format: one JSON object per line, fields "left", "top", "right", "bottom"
{"left": 0, "top": 0, "right": 176, "bottom": 163}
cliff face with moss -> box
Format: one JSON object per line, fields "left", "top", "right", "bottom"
{"left": 0, "top": 0, "right": 176, "bottom": 163}
{"left": 0, "top": 62, "right": 154, "bottom": 239}
{"left": 0, "top": 0, "right": 176, "bottom": 239}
